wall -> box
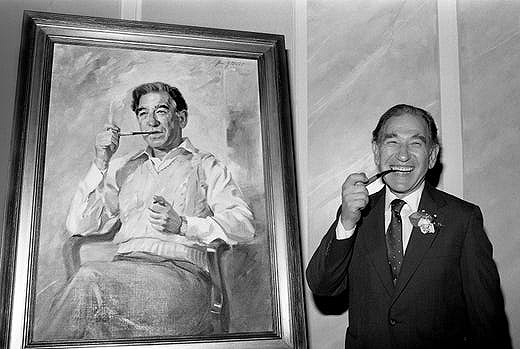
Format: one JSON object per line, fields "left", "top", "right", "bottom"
{"left": 458, "top": 1, "right": 520, "bottom": 348}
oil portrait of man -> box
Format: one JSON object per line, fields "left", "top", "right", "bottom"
{"left": 32, "top": 44, "right": 273, "bottom": 342}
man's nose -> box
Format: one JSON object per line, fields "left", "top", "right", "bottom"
{"left": 147, "top": 113, "right": 160, "bottom": 126}
{"left": 396, "top": 143, "right": 410, "bottom": 161}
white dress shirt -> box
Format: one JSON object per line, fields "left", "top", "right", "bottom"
{"left": 66, "top": 137, "right": 255, "bottom": 269}
{"left": 335, "top": 182, "right": 425, "bottom": 255}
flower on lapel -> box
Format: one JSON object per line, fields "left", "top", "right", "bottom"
{"left": 409, "top": 210, "right": 441, "bottom": 234}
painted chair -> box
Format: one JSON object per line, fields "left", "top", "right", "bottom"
{"left": 62, "top": 220, "right": 230, "bottom": 333}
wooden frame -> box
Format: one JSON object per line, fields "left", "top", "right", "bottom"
{"left": 0, "top": 11, "right": 306, "bottom": 348}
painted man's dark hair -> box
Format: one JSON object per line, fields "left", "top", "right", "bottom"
{"left": 131, "top": 82, "right": 187, "bottom": 113}
{"left": 371, "top": 104, "right": 439, "bottom": 146}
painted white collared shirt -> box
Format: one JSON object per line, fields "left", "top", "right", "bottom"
{"left": 66, "top": 137, "right": 255, "bottom": 267}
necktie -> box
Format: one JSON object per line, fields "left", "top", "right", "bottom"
{"left": 386, "top": 199, "right": 406, "bottom": 285}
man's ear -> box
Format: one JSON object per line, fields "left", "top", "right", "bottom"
{"left": 428, "top": 144, "right": 440, "bottom": 169}
{"left": 176, "top": 110, "right": 188, "bottom": 128}
{"left": 372, "top": 141, "right": 381, "bottom": 167}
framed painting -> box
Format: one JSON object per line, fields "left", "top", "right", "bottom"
{"left": 0, "top": 11, "right": 306, "bottom": 349}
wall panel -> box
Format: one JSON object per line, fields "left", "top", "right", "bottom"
{"left": 458, "top": 1, "right": 520, "bottom": 347}
{"left": 307, "top": 1, "right": 440, "bottom": 347}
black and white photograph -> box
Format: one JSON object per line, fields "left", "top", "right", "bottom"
{"left": 1, "top": 1, "right": 520, "bottom": 349}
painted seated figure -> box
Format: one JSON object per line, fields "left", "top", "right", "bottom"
{"left": 38, "top": 82, "right": 255, "bottom": 340}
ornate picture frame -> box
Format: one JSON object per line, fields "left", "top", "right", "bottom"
{"left": 0, "top": 11, "right": 306, "bottom": 349}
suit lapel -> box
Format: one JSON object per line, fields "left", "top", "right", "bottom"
{"left": 361, "top": 188, "right": 395, "bottom": 297}
{"left": 392, "top": 183, "right": 446, "bottom": 301}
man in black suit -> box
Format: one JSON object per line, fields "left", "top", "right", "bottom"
{"left": 306, "top": 104, "right": 511, "bottom": 348}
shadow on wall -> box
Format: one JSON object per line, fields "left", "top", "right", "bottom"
{"left": 426, "top": 148, "right": 443, "bottom": 188}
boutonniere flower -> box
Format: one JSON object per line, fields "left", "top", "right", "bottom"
{"left": 409, "top": 210, "right": 442, "bottom": 234}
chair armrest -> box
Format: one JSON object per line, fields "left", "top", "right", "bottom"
{"left": 206, "top": 238, "right": 230, "bottom": 332}
{"left": 62, "top": 220, "right": 121, "bottom": 281}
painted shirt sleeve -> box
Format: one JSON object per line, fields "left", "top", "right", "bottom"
{"left": 184, "top": 156, "right": 255, "bottom": 245}
{"left": 65, "top": 162, "right": 120, "bottom": 235}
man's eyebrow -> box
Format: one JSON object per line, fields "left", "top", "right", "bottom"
{"left": 381, "top": 132, "right": 399, "bottom": 140}
{"left": 410, "top": 134, "right": 428, "bottom": 142}
{"left": 155, "top": 103, "right": 171, "bottom": 109}
{"left": 136, "top": 103, "right": 171, "bottom": 112}
{"left": 381, "top": 133, "right": 428, "bottom": 142}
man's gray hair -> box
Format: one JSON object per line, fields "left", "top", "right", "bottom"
{"left": 131, "top": 82, "right": 187, "bottom": 113}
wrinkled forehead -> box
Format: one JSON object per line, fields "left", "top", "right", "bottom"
{"left": 381, "top": 113, "right": 429, "bottom": 138}
{"left": 137, "top": 91, "right": 176, "bottom": 110}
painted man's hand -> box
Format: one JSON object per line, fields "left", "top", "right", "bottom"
{"left": 94, "top": 124, "right": 120, "bottom": 171}
{"left": 148, "top": 195, "right": 183, "bottom": 235}
{"left": 340, "top": 173, "right": 369, "bottom": 230}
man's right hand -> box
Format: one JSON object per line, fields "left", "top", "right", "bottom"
{"left": 340, "top": 173, "right": 369, "bottom": 230}
{"left": 94, "top": 124, "right": 120, "bottom": 171}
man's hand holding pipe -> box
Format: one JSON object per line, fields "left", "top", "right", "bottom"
{"left": 94, "top": 124, "right": 120, "bottom": 171}
{"left": 340, "top": 173, "right": 369, "bottom": 231}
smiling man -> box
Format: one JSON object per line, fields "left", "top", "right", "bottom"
{"left": 306, "top": 104, "right": 511, "bottom": 348}
{"left": 39, "top": 82, "right": 254, "bottom": 339}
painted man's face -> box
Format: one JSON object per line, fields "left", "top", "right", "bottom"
{"left": 135, "top": 91, "right": 187, "bottom": 152}
{"left": 372, "top": 113, "right": 439, "bottom": 198}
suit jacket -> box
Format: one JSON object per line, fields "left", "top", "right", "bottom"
{"left": 306, "top": 183, "right": 511, "bottom": 349}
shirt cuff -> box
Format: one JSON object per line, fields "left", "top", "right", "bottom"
{"left": 335, "top": 220, "right": 356, "bottom": 240}
{"left": 78, "top": 163, "right": 105, "bottom": 193}
{"left": 184, "top": 216, "right": 231, "bottom": 245}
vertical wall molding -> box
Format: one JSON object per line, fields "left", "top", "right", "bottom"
{"left": 120, "top": 0, "right": 142, "bottom": 21}
{"left": 293, "top": 0, "right": 308, "bottom": 260}
{"left": 437, "top": 0, "right": 464, "bottom": 198}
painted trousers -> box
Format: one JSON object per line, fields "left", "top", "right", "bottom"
{"left": 36, "top": 252, "right": 212, "bottom": 340}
